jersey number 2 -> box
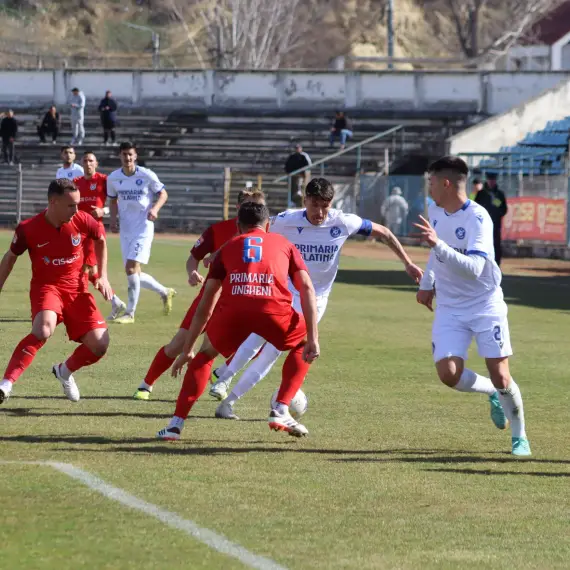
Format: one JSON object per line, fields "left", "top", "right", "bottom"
{"left": 243, "top": 237, "right": 263, "bottom": 262}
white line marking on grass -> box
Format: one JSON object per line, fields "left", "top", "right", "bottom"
{"left": 0, "top": 460, "right": 287, "bottom": 570}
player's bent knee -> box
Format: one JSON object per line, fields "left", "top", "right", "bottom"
{"left": 33, "top": 325, "right": 54, "bottom": 341}
{"left": 435, "top": 358, "right": 463, "bottom": 387}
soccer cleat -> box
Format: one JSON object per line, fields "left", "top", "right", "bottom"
{"left": 162, "top": 288, "right": 177, "bottom": 316}
{"left": 210, "top": 367, "right": 221, "bottom": 385}
{"left": 133, "top": 389, "right": 151, "bottom": 401}
{"left": 113, "top": 314, "right": 135, "bottom": 325}
{"left": 512, "top": 437, "right": 532, "bottom": 457}
{"left": 52, "top": 364, "right": 80, "bottom": 402}
{"left": 0, "top": 380, "right": 12, "bottom": 404}
{"left": 209, "top": 380, "right": 230, "bottom": 401}
{"left": 156, "top": 427, "right": 181, "bottom": 441}
{"left": 268, "top": 409, "right": 308, "bottom": 438}
{"left": 107, "top": 299, "right": 127, "bottom": 322}
{"left": 215, "top": 400, "right": 240, "bottom": 420}
{"left": 489, "top": 392, "right": 509, "bottom": 430}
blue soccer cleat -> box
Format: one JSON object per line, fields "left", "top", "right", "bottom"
{"left": 489, "top": 392, "right": 509, "bottom": 430}
{"left": 512, "top": 437, "right": 532, "bottom": 457}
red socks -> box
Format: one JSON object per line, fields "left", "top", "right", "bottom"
{"left": 276, "top": 343, "right": 310, "bottom": 405}
{"left": 174, "top": 352, "right": 214, "bottom": 419}
{"left": 144, "top": 346, "right": 175, "bottom": 386}
{"left": 3, "top": 334, "right": 46, "bottom": 383}
{"left": 65, "top": 344, "right": 103, "bottom": 373}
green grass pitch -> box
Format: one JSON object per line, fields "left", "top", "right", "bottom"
{"left": 0, "top": 232, "right": 569, "bottom": 570}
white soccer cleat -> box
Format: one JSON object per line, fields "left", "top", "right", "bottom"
{"left": 0, "top": 380, "right": 13, "bottom": 405}
{"left": 268, "top": 409, "right": 308, "bottom": 438}
{"left": 52, "top": 364, "right": 80, "bottom": 402}
{"left": 107, "top": 299, "right": 127, "bottom": 321}
{"left": 215, "top": 400, "right": 240, "bottom": 420}
{"left": 156, "top": 427, "right": 181, "bottom": 441}
{"left": 209, "top": 380, "right": 230, "bottom": 401}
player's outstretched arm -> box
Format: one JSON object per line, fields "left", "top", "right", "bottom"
{"left": 0, "top": 250, "right": 18, "bottom": 293}
{"left": 172, "top": 279, "right": 222, "bottom": 377}
{"left": 291, "top": 269, "right": 320, "bottom": 363}
{"left": 369, "top": 222, "right": 423, "bottom": 283}
{"left": 186, "top": 254, "right": 204, "bottom": 287}
{"left": 93, "top": 237, "right": 113, "bottom": 301}
{"left": 148, "top": 190, "right": 168, "bottom": 221}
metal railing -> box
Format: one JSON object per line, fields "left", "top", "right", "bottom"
{"left": 273, "top": 125, "right": 403, "bottom": 205}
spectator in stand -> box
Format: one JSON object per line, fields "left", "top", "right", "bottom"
{"left": 98, "top": 90, "right": 118, "bottom": 146}
{"left": 69, "top": 87, "right": 86, "bottom": 146}
{"left": 381, "top": 187, "right": 409, "bottom": 236}
{"left": 469, "top": 177, "right": 483, "bottom": 201}
{"left": 0, "top": 110, "right": 18, "bottom": 166}
{"left": 329, "top": 111, "right": 353, "bottom": 150}
{"left": 37, "top": 106, "right": 61, "bottom": 144}
{"left": 284, "top": 143, "right": 312, "bottom": 207}
{"left": 475, "top": 173, "right": 507, "bottom": 266}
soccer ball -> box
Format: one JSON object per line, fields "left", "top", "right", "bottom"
{"left": 270, "top": 388, "right": 308, "bottom": 419}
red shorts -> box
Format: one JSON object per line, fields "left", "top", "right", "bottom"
{"left": 30, "top": 285, "right": 107, "bottom": 342}
{"left": 83, "top": 237, "right": 97, "bottom": 267}
{"left": 206, "top": 308, "right": 307, "bottom": 358}
{"left": 179, "top": 289, "right": 204, "bottom": 330}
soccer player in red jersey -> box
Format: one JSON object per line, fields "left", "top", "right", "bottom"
{"left": 0, "top": 178, "right": 113, "bottom": 405}
{"left": 74, "top": 151, "right": 126, "bottom": 319}
{"left": 157, "top": 201, "right": 319, "bottom": 440}
{"left": 132, "top": 189, "right": 266, "bottom": 400}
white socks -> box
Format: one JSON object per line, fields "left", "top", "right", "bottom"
{"left": 111, "top": 294, "right": 124, "bottom": 309}
{"left": 274, "top": 402, "right": 288, "bottom": 415}
{"left": 230, "top": 343, "right": 282, "bottom": 400}
{"left": 126, "top": 273, "right": 141, "bottom": 315}
{"left": 140, "top": 272, "right": 167, "bottom": 296}
{"left": 454, "top": 369, "right": 497, "bottom": 396}
{"left": 498, "top": 379, "right": 526, "bottom": 438}
{"left": 59, "top": 363, "right": 72, "bottom": 381}
{"left": 138, "top": 380, "right": 152, "bottom": 392}
{"left": 0, "top": 379, "right": 13, "bottom": 395}
{"left": 168, "top": 416, "right": 185, "bottom": 431}
{"left": 216, "top": 334, "right": 266, "bottom": 383}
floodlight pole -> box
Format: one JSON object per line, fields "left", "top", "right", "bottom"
{"left": 387, "top": 0, "right": 394, "bottom": 70}
{"left": 124, "top": 22, "right": 160, "bottom": 69}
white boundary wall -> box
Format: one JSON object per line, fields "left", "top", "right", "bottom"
{"left": 0, "top": 69, "right": 569, "bottom": 115}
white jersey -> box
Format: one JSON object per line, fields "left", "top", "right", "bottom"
{"left": 270, "top": 208, "right": 372, "bottom": 297}
{"left": 106, "top": 166, "right": 165, "bottom": 236}
{"left": 428, "top": 200, "right": 504, "bottom": 313}
{"left": 56, "top": 164, "right": 84, "bottom": 180}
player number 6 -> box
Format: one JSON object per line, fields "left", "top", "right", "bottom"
{"left": 243, "top": 237, "right": 263, "bottom": 263}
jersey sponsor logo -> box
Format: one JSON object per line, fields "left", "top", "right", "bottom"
{"left": 51, "top": 254, "right": 80, "bottom": 266}
{"left": 230, "top": 272, "right": 274, "bottom": 297}
{"left": 330, "top": 226, "right": 342, "bottom": 238}
{"left": 136, "top": 179, "right": 143, "bottom": 186}
{"left": 71, "top": 234, "right": 82, "bottom": 247}
{"left": 90, "top": 183, "right": 97, "bottom": 191}
{"left": 435, "top": 246, "right": 467, "bottom": 263}
{"left": 295, "top": 243, "right": 339, "bottom": 263}
{"left": 43, "top": 256, "right": 50, "bottom": 265}
{"left": 297, "top": 227, "right": 304, "bottom": 234}
{"left": 455, "top": 227, "right": 466, "bottom": 240}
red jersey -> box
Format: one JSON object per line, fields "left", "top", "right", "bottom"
{"left": 11, "top": 210, "right": 103, "bottom": 292}
{"left": 191, "top": 218, "right": 239, "bottom": 260}
{"left": 74, "top": 173, "right": 107, "bottom": 222}
{"left": 209, "top": 229, "right": 307, "bottom": 316}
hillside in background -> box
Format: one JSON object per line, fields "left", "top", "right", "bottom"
{"left": 0, "top": 0, "right": 561, "bottom": 70}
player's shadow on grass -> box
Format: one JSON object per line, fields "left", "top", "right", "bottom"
{"left": 0, "top": 408, "right": 172, "bottom": 420}
{"left": 0, "top": 318, "right": 30, "bottom": 323}
{"left": 426, "top": 467, "right": 570, "bottom": 478}
{"left": 331, "top": 454, "right": 570, "bottom": 465}
{"left": 335, "top": 269, "right": 570, "bottom": 311}
{"left": 0, "top": 434, "right": 157, "bottom": 445}
{"left": 12, "top": 395, "right": 175, "bottom": 403}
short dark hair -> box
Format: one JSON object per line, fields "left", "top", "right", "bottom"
{"left": 83, "top": 150, "right": 97, "bottom": 158}
{"left": 60, "top": 145, "right": 74, "bottom": 153}
{"left": 237, "top": 189, "right": 266, "bottom": 205}
{"left": 472, "top": 178, "right": 481, "bottom": 185}
{"left": 48, "top": 178, "right": 77, "bottom": 197}
{"left": 305, "top": 178, "right": 335, "bottom": 202}
{"left": 119, "top": 141, "right": 136, "bottom": 152}
{"left": 238, "top": 202, "right": 269, "bottom": 228}
{"left": 428, "top": 156, "right": 469, "bottom": 182}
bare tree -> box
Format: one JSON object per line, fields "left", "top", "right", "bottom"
{"left": 429, "top": 0, "right": 565, "bottom": 64}
{"left": 170, "top": 0, "right": 320, "bottom": 69}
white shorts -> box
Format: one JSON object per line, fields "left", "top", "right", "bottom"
{"left": 292, "top": 294, "right": 328, "bottom": 323}
{"left": 120, "top": 232, "right": 153, "bottom": 265}
{"left": 432, "top": 310, "right": 513, "bottom": 363}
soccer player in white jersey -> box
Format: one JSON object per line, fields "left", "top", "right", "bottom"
{"left": 106, "top": 142, "right": 176, "bottom": 324}
{"left": 211, "top": 177, "right": 424, "bottom": 419}
{"left": 414, "top": 156, "right": 530, "bottom": 457}
{"left": 56, "top": 146, "right": 84, "bottom": 180}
